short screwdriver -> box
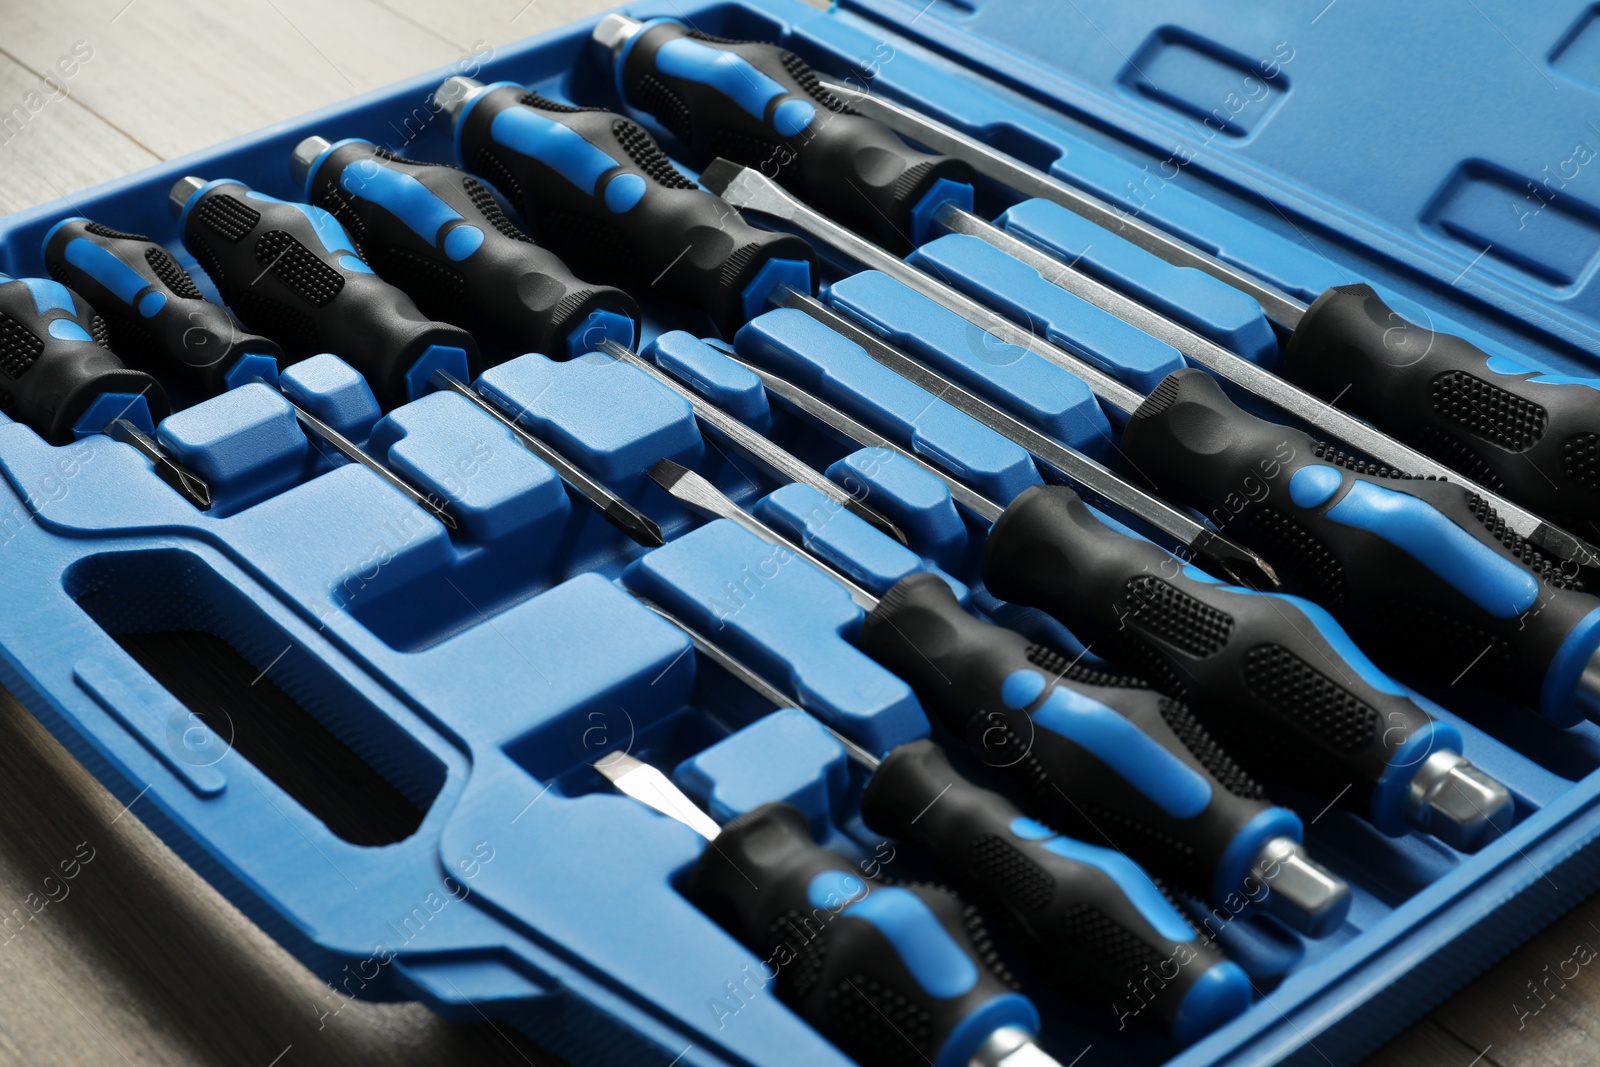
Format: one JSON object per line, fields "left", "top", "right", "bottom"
{"left": 590, "top": 15, "right": 976, "bottom": 251}
{"left": 434, "top": 76, "right": 816, "bottom": 337}
{"left": 713, "top": 345, "right": 1512, "bottom": 850}
{"left": 162, "top": 181, "right": 661, "bottom": 545}
{"left": 594, "top": 751, "right": 1065, "bottom": 1067}
{"left": 813, "top": 79, "right": 1600, "bottom": 536}
{"left": 288, "top": 136, "right": 640, "bottom": 364}
{"left": 1123, "top": 368, "right": 1600, "bottom": 727}
{"left": 278, "top": 138, "right": 901, "bottom": 543}
{"left": 647, "top": 458, "right": 1352, "bottom": 937}
{"left": 0, "top": 271, "right": 210, "bottom": 509}
{"left": 633, "top": 594, "right": 1254, "bottom": 1043}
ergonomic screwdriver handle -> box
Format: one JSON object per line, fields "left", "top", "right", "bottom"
{"left": 171, "top": 178, "right": 479, "bottom": 409}
{"left": 1123, "top": 368, "right": 1600, "bottom": 727}
{"left": 684, "top": 801, "right": 1041, "bottom": 1067}
{"left": 982, "top": 485, "right": 1510, "bottom": 847}
{"left": 855, "top": 571, "right": 1304, "bottom": 913}
{"left": 0, "top": 273, "right": 167, "bottom": 444}
{"left": 1285, "top": 283, "right": 1600, "bottom": 528}
{"left": 596, "top": 16, "right": 975, "bottom": 250}
{"left": 860, "top": 740, "right": 1251, "bottom": 1042}
{"left": 42, "top": 217, "right": 283, "bottom": 395}
{"left": 294, "top": 137, "right": 641, "bottom": 364}
{"left": 440, "top": 79, "right": 815, "bottom": 336}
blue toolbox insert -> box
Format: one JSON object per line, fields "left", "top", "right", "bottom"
{"left": 7, "top": 2, "right": 1600, "bottom": 1066}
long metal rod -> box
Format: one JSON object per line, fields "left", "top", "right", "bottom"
{"left": 700, "top": 161, "right": 1147, "bottom": 419}
{"left": 103, "top": 417, "right": 213, "bottom": 511}
{"left": 597, "top": 339, "right": 909, "bottom": 546}
{"left": 648, "top": 458, "right": 881, "bottom": 611}
{"left": 632, "top": 595, "right": 882, "bottom": 771}
{"left": 285, "top": 400, "right": 459, "bottom": 531}
{"left": 778, "top": 289, "right": 1278, "bottom": 590}
{"left": 430, "top": 370, "right": 663, "bottom": 547}
{"left": 818, "top": 76, "right": 1309, "bottom": 331}
{"left": 938, "top": 206, "right": 1600, "bottom": 570}
{"left": 721, "top": 353, "right": 1005, "bottom": 523}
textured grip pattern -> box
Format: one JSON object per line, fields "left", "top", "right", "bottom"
{"left": 1430, "top": 370, "right": 1546, "bottom": 450}
{"left": 0, "top": 315, "right": 45, "bottom": 378}
{"left": 1241, "top": 645, "right": 1379, "bottom": 752}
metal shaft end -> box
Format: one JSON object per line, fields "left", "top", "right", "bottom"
{"left": 1573, "top": 645, "right": 1600, "bottom": 724}
{"left": 434, "top": 76, "right": 486, "bottom": 132}
{"left": 289, "top": 136, "right": 333, "bottom": 191}
{"left": 589, "top": 13, "right": 644, "bottom": 71}
{"left": 1251, "top": 837, "right": 1350, "bottom": 939}
{"left": 967, "top": 1026, "right": 1063, "bottom": 1067}
{"left": 1405, "top": 750, "right": 1514, "bottom": 852}
{"left": 168, "top": 176, "right": 207, "bottom": 220}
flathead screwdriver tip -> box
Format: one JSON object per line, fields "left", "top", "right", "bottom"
{"left": 1251, "top": 837, "right": 1350, "bottom": 938}
{"left": 607, "top": 498, "right": 666, "bottom": 548}
{"left": 1406, "top": 751, "right": 1514, "bottom": 853}
{"left": 695, "top": 158, "right": 743, "bottom": 198}
{"left": 168, "top": 176, "right": 206, "bottom": 220}
{"left": 289, "top": 136, "right": 333, "bottom": 190}
{"left": 1192, "top": 529, "right": 1280, "bottom": 591}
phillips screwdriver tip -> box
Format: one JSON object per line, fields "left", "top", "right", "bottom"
{"left": 1406, "top": 751, "right": 1515, "bottom": 853}
{"left": 290, "top": 136, "right": 333, "bottom": 190}
{"left": 1250, "top": 837, "right": 1351, "bottom": 938}
{"left": 168, "top": 176, "right": 206, "bottom": 220}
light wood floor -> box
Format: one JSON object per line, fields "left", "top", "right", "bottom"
{"left": 0, "top": 1, "right": 1593, "bottom": 1064}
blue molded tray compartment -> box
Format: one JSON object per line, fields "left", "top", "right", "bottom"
{"left": 3, "top": 3, "right": 1600, "bottom": 1067}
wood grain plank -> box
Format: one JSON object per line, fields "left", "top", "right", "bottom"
{"left": 0, "top": 49, "right": 159, "bottom": 217}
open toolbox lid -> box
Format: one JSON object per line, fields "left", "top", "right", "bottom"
{"left": 3, "top": 2, "right": 1600, "bottom": 1066}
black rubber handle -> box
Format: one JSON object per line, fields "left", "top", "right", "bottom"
{"left": 984, "top": 485, "right": 1447, "bottom": 832}
{"left": 1285, "top": 282, "right": 1600, "bottom": 529}
{"left": 1122, "top": 367, "right": 1600, "bottom": 726}
{"left": 448, "top": 84, "right": 814, "bottom": 336}
{"left": 302, "top": 139, "right": 641, "bottom": 364}
{"left": 860, "top": 740, "right": 1249, "bottom": 1039}
{"left": 0, "top": 274, "right": 166, "bottom": 444}
{"left": 855, "top": 571, "right": 1287, "bottom": 906}
{"left": 683, "top": 802, "right": 1038, "bottom": 1067}
{"left": 43, "top": 217, "right": 283, "bottom": 396}
{"left": 175, "top": 179, "right": 479, "bottom": 409}
{"left": 610, "top": 19, "right": 974, "bottom": 250}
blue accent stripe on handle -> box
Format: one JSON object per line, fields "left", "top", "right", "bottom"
{"left": 62, "top": 238, "right": 156, "bottom": 313}
{"left": 1004, "top": 670, "right": 1213, "bottom": 818}
{"left": 338, "top": 164, "right": 478, "bottom": 258}
{"left": 1486, "top": 353, "right": 1600, "bottom": 391}
{"left": 654, "top": 37, "right": 814, "bottom": 135}
{"left": 18, "top": 277, "right": 76, "bottom": 316}
{"left": 489, "top": 107, "right": 622, "bottom": 201}
{"left": 1018, "top": 821, "right": 1197, "bottom": 942}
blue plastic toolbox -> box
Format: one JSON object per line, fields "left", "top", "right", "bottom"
{"left": 5, "top": 1, "right": 1600, "bottom": 1065}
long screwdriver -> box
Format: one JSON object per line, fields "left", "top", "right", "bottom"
{"left": 714, "top": 344, "right": 1514, "bottom": 850}
{"left": 433, "top": 76, "right": 815, "bottom": 337}
{"left": 163, "top": 180, "right": 661, "bottom": 545}
{"left": 812, "top": 79, "right": 1600, "bottom": 535}
{"left": 41, "top": 218, "right": 455, "bottom": 529}
{"left": 633, "top": 594, "right": 1253, "bottom": 1043}
{"left": 590, "top": 14, "right": 976, "bottom": 252}
{"left": 703, "top": 160, "right": 1600, "bottom": 576}
{"left": 593, "top": 751, "right": 1066, "bottom": 1067}
{"left": 647, "top": 458, "right": 1351, "bottom": 937}
{"left": 0, "top": 272, "right": 210, "bottom": 509}
{"left": 280, "top": 138, "right": 903, "bottom": 545}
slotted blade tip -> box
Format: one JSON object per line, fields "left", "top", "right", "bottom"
{"left": 607, "top": 500, "right": 666, "bottom": 548}
{"left": 647, "top": 457, "right": 694, "bottom": 491}
{"left": 592, "top": 750, "right": 641, "bottom": 782}
{"left": 696, "top": 158, "right": 746, "bottom": 197}
{"left": 1195, "top": 531, "right": 1280, "bottom": 590}
{"left": 844, "top": 497, "right": 910, "bottom": 546}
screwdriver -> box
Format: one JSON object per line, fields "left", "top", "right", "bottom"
{"left": 704, "top": 159, "right": 1600, "bottom": 577}
{"left": 1124, "top": 368, "right": 1600, "bottom": 727}
{"left": 433, "top": 76, "right": 815, "bottom": 337}
{"left": 816, "top": 81, "right": 1600, "bottom": 543}
{"left": 594, "top": 752, "right": 1065, "bottom": 1067}
{"left": 163, "top": 181, "right": 662, "bottom": 545}
{"left": 589, "top": 15, "right": 976, "bottom": 252}
{"left": 43, "top": 217, "right": 456, "bottom": 529}
{"left": 287, "top": 136, "right": 640, "bottom": 364}
{"left": 648, "top": 458, "right": 1352, "bottom": 937}
{"left": 714, "top": 344, "right": 1512, "bottom": 849}
{"left": 0, "top": 271, "right": 210, "bottom": 509}
{"left": 631, "top": 594, "right": 1254, "bottom": 1043}
{"left": 983, "top": 485, "right": 1515, "bottom": 851}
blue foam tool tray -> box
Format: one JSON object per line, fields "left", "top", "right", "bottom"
{"left": 5, "top": 2, "right": 1600, "bottom": 1066}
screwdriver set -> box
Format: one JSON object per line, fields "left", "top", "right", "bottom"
{"left": 3, "top": 1, "right": 1600, "bottom": 1064}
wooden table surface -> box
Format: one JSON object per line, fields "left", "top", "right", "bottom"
{"left": 1, "top": 1, "right": 1596, "bottom": 1064}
